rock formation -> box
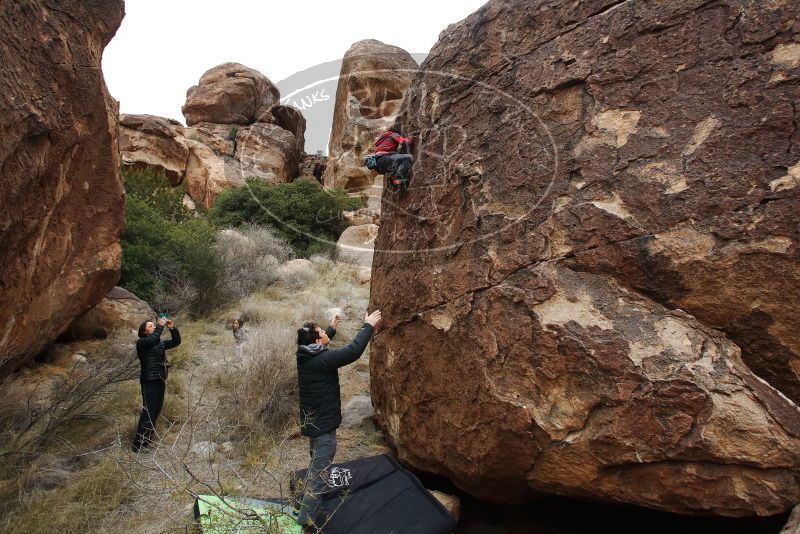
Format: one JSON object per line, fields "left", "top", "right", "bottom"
{"left": 120, "top": 114, "right": 241, "bottom": 208}
{"left": 120, "top": 65, "right": 307, "bottom": 208}
{"left": 62, "top": 287, "right": 155, "bottom": 341}
{"left": 182, "top": 63, "right": 280, "bottom": 126}
{"left": 0, "top": 0, "right": 125, "bottom": 373}
{"left": 323, "top": 40, "right": 418, "bottom": 194}
{"left": 369, "top": 0, "right": 800, "bottom": 517}
{"left": 119, "top": 114, "right": 188, "bottom": 185}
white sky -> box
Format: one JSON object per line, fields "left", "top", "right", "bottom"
{"left": 103, "top": 0, "right": 488, "bottom": 125}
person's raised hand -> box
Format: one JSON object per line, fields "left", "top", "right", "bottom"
{"left": 364, "top": 310, "right": 382, "bottom": 327}
{"left": 157, "top": 317, "right": 167, "bottom": 326}
{"left": 165, "top": 319, "right": 174, "bottom": 329}
{"left": 331, "top": 313, "right": 342, "bottom": 329}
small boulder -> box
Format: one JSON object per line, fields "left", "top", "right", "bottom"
{"left": 354, "top": 267, "right": 371, "bottom": 285}
{"left": 234, "top": 123, "right": 300, "bottom": 182}
{"left": 271, "top": 105, "right": 306, "bottom": 156}
{"left": 63, "top": 287, "right": 154, "bottom": 341}
{"left": 342, "top": 395, "right": 374, "bottom": 428}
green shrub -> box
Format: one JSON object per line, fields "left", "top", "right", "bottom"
{"left": 120, "top": 168, "right": 223, "bottom": 315}
{"left": 121, "top": 167, "right": 192, "bottom": 221}
{"left": 209, "top": 179, "right": 364, "bottom": 256}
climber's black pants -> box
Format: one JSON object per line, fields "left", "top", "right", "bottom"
{"left": 376, "top": 154, "right": 413, "bottom": 182}
{"left": 133, "top": 379, "right": 165, "bottom": 449}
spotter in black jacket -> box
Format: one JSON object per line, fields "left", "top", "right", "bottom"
{"left": 296, "top": 323, "right": 374, "bottom": 437}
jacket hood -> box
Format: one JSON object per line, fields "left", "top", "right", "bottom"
{"left": 297, "top": 343, "right": 327, "bottom": 362}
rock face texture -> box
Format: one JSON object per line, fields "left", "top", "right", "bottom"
{"left": 369, "top": 0, "right": 800, "bottom": 517}
{"left": 322, "top": 40, "right": 418, "bottom": 192}
{"left": 182, "top": 63, "right": 280, "bottom": 126}
{"left": 235, "top": 122, "right": 301, "bottom": 182}
{"left": 63, "top": 287, "right": 155, "bottom": 341}
{"left": 120, "top": 114, "right": 190, "bottom": 185}
{"left": 120, "top": 66, "right": 307, "bottom": 208}
{"left": 0, "top": 0, "right": 125, "bottom": 373}
{"left": 120, "top": 114, "right": 242, "bottom": 209}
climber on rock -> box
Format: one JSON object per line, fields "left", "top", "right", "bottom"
{"left": 365, "top": 127, "right": 414, "bottom": 189}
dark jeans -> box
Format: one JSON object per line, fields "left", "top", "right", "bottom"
{"left": 376, "top": 154, "right": 413, "bottom": 182}
{"left": 133, "top": 379, "right": 165, "bottom": 449}
{"left": 297, "top": 430, "right": 337, "bottom": 526}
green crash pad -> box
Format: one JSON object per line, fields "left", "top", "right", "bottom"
{"left": 194, "top": 494, "right": 302, "bottom": 533}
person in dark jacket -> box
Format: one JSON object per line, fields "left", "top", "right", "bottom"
{"left": 132, "top": 316, "right": 181, "bottom": 453}
{"left": 295, "top": 309, "right": 382, "bottom": 529}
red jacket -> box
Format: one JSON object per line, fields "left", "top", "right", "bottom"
{"left": 374, "top": 131, "right": 413, "bottom": 155}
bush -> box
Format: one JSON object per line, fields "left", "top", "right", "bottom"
{"left": 120, "top": 168, "right": 223, "bottom": 315}
{"left": 217, "top": 326, "right": 298, "bottom": 435}
{"left": 215, "top": 223, "right": 294, "bottom": 301}
{"left": 209, "top": 179, "right": 364, "bottom": 256}
{"left": 121, "top": 167, "right": 193, "bottom": 222}
{"left": 121, "top": 169, "right": 306, "bottom": 316}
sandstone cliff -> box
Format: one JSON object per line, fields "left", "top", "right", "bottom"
{"left": 0, "top": 0, "right": 126, "bottom": 373}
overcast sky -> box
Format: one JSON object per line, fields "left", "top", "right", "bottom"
{"left": 103, "top": 0, "right": 487, "bottom": 130}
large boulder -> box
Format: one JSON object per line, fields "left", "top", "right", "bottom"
{"left": 182, "top": 63, "right": 280, "bottom": 126}
{"left": 369, "top": 0, "right": 800, "bottom": 517}
{"left": 234, "top": 123, "right": 300, "bottom": 182}
{"left": 123, "top": 65, "right": 305, "bottom": 208}
{"left": 0, "top": 0, "right": 125, "bottom": 374}
{"left": 119, "top": 114, "right": 189, "bottom": 184}
{"left": 62, "top": 287, "right": 155, "bottom": 341}
{"left": 322, "top": 40, "right": 417, "bottom": 192}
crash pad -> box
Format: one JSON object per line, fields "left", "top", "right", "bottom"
{"left": 194, "top": 494, "right": 302, "bottom": 533}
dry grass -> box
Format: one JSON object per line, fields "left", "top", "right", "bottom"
{"left": 216, "top": 326, "right": 298, "bottom": 437}
{"left": 1, "top": 454, "right": 136, "bottom": 534}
